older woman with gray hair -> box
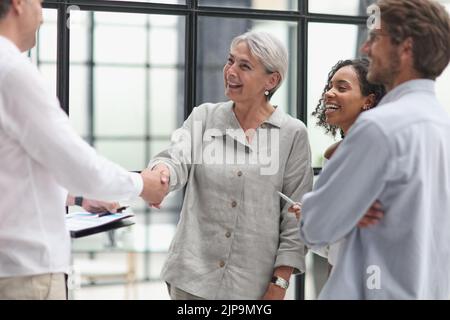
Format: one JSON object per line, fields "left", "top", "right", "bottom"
{"left": 148, "top": 31, "right": 313, "bottom": 299}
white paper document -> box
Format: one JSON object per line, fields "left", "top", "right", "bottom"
{"left": 66, "top": 212, "right": 134, "bottom": 232}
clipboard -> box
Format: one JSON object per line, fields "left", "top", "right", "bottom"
{"left": 66, "top": 212, "right": 135, "bottom": 238}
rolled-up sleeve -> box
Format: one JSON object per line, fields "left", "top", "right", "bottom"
{"left": 275, "top": 124, "right": 314, "bottom": 273}
{"left": 148, "top": 107, "right": 206, "bottom": 192}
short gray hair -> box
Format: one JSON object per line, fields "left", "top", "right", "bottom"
{"left": 230, "top": 31, "right": 288, "bottom": 99}
{"left": 0, "top": 0, "right": 12, "bottom": 20}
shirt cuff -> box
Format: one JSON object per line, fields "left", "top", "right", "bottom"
{"left": 129, "top": 171, "right": 144, "bottom": 198}
{"left": 275, "top": 249, "right": 307, "bottom": 274}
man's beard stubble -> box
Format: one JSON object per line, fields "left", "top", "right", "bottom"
{"left": 367, "top": 49, "right": 401, "bottom": 89}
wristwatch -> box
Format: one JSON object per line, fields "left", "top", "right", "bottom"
{"left": 74, "top": 196, "right": 84, "bottom": 207}
{"left": 271, "top": 276, "right": 289, "bottom": 290}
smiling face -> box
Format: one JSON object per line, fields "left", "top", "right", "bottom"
{"left": 223, "top": 41, "right": 278, "bottom": 105}
{"left": 324, "top": 65, "right": 373, "bottom": 134}
{"left": 360, "top": 24, "right": 401, "bottom": 90}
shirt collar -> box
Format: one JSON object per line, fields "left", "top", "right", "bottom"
{"left": 209, "top": 100, "right": 285, "bottom": 137}
{"left": 378, "top": 79, "right": 435, "bottom": 106}
{"left": 0, "top": 35, "right": 21, "bottom": 55}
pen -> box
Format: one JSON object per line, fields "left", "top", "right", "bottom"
{"left": 97, "top": 212, "right": 112, "bottom": 217}
{"left": 277, "top": 191, "right": 298, "bottom": 206}
{"left": 116, "top": 206, "right": 129, "bottom": 213}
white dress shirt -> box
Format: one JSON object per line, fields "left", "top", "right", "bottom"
{"left": 0, "top": 36, "right": 143, "bottom": 277}
{"left": 300, "top": 79, "right": 450, "bottom": 299}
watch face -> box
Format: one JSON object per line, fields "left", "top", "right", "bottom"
{"left": 271, "top": 276, "right": 289, "bottom": 289}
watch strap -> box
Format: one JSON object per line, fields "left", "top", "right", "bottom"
{"left": 74, "top": 196, "right": 83, "bottom": 207}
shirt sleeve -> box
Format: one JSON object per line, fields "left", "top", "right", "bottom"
{"left": 274, "top": 124, "right": 314, "bottom": 273}
{"left": 0, "top": 62, "right": 143, "bottom": 201}
{"left": 148, "top": 106, "right": 205, "bottom": 192}
{"left": 299, "top": 118, "right": 393, "bottom": 247}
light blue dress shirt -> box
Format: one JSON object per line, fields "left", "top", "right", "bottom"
{"left": 300, "top": 79, "right": 450, "bottom": 299}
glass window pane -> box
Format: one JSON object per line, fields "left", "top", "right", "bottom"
{"left": 69, "top": 10, "right": 89, "bottom": 63}
{"left": 307, "top": 23, "right": 360, "bottom": 168}
{"left": 94, "top": 11, "right": 147, "bottom": 26}
{"left": 94, "top": 67, "right": 146, "bottom": 136}
{"left": 199, "top": 0, "right": 297, "bottom": 11}
{"left": 149, "top": 69, "right": 179, "bottom": 135}
{"left": 69, "top": 65, "right": 88, "bottom": 137}
{"left": 94, "top": 19, "right": 147, "bottom": 64}
{"left": 309, "top": 0, "right": 376, "bottom": 16}
{"left": 124, "top": 0, "right": 184, "bottom": 4}
{"left": 29, "top": 9, "right": 57, "bottom": 94}
{"left": 39, "top": 64, "right": 57, "bottom": 98}
{"left": 95, "top": 140, "right": 145, "bottom": 170}
{"left": 149, "top": 14, "right": 179, "bottom": 27}
{"left": 197, "top": 16, "right": 297, "bottom": 117}
{"left": 149, "top": 28, "right": 179, "bottom": 64}
{"left": 37, "top": 14, "right": 57, "bottom": 62}
{"left": 70, "top": 11, "right": 185, "bottom": 141}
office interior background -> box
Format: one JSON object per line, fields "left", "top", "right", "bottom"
{"left": 32, "top": 0, "right": 450, "bottom": 299}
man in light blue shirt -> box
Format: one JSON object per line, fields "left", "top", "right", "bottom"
{"left": 299, "top": 0, "right": 450, "bottom": 299}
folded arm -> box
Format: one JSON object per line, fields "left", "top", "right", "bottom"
{"left": 299, "top": 120, "right": 393, "bottom": 247}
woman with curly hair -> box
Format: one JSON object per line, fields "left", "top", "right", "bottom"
{"left": 290, "top": 58, "right": 386, "bottom": 276}
{"left": 313, "top": 58, "right": 386, "bottom": 268}
{"left": 312, "top": 58, "right": 386, "bottom": 160}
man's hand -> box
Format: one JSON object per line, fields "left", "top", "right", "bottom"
{"left": 140, "top": 167, "right": 169, "bottom": 208}
{"left": 147, "top": 164, "right": 170, "bottom": 208}
{"left": 288, "top": 203, "right": 302, "bottom": 220}
{"left": 81, "top": 199, "right": 120, "bottom": 213}
{"left": 358, "top": 200, "right": 384, "bottom": 228}
{"left": 66, "top": 195, "right": 120, "bottom": 213}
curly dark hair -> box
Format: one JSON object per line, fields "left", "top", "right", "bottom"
{"left": 311, "top": 58, "right": 386, "bottom": 137}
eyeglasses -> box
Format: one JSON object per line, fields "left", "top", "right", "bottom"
{"left": 366, "top": 31, "right": 390, "bottom": 44}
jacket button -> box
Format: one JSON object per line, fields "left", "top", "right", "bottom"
{"left": 225, "top": 231, "right": 231, "bottom": 238}
{"left": 231, "top": 201, "right": 237, "bottom": 208}
{"left": 219, "top": 261, "right": 225, "bottom": 268}
{"left": 237, "top": 171, "right": 243, "bottom": 177}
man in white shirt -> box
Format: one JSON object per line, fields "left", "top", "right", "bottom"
{"left": 0, "top": 0, "right": 169, "bottom": 299}
{"left": 299, "top": 0, "right": 450, "bottom": 299}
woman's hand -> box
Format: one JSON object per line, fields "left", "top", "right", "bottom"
{"left": 358, "top": 200, "right": 384, "bottom": 228}
{"left": 288, "top": 203, "right": 302, "bottom": 220}
{"left": 261, "top": 283, "right": 287, "bottom": 300}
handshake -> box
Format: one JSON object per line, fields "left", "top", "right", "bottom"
{"left": 139, "top": 164, "right": 171, "bottom": 208}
